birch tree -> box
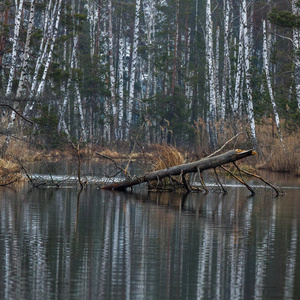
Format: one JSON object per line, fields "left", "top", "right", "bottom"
{"left": 36, "top": 0, "right": 62, "bottom": 96}
{"left": 118, "top": 28, "right": 124, "bottom": 140}
{"left": 143, "top": 0, "right": 156, "bottom": 100}
{"left": 262, "top": 19, "right": 284, "bottom": 146}
{"left": 242, "top": 0, "right": 258, "bottom": 150}
{"left": 5, "top": 0, "right": 24, "bottom": 96}
{"left": 16, "top": 0, "right": 35, "bottom": 98}
{"left": 73, "top": 0, "right": 87, "bottom": 142}
{"left": 143, "top": 0, "right": 157, "bottom": 144}
{"left": 108, "top": 0, "right": 118, "bottom": 140}
{"left": 29, "top": 0, "right": 53, "bottom": 98}
{"left": 1, "top": 0, "right": 24, "bottom": 155}
{"left": 292, "top": 0, "right": 300, "bottom": 110}
{"left": 220, "top": 0, "right": 231, "bottom": 121}
{"left": 86, "top": 0, "right": 98, "bottom": 58}
{"left": 233, "top": 4, "right": 244, "bottom": 115}
{"left": 126, "top": 0, "right": 141, "bottom": 139}
{"left": 206, "top": 0, "right": 217, "bottom": 150}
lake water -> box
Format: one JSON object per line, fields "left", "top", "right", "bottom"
{"left": 0, "top": 169, "right": 300, "bottom": 299}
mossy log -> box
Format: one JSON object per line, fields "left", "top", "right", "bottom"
{"left": 101, "top": 149, "right": 255, "bottom": 191}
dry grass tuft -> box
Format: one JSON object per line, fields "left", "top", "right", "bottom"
{"left": 258, "top": 137, "right": 300, "bottom": 174}
{"left": 0, "top": 159, "right": 23, "bottom": 185}
{"left": 257, "top": 124, "right": 300, "bottom": 174}
{"left": 152, "top": 144, "right": 185, "bottom": 171}
{"left": 99, "top": 148, "right": 123, "bottom": 159}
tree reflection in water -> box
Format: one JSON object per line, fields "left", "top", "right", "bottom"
{"left": 0, "top": 185, "right": 299, "bottom": 299}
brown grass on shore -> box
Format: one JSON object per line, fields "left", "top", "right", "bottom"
{"left": 255, "top": 119, "right": 300, "bottom": 174}
{"left": 257, "top": 132, "right": 300, "bottom": 174}
{"left": 0, "top": 119, "right": 299, "bottom": 176}
{"left": 0, "top": 159, "right": 24, "bottom": 185}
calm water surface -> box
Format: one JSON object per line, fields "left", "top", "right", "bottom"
{"left": 0, "top": 171, "right": 300, "bottom": 300}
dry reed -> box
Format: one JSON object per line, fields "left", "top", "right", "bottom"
{"left": 152, "top": 144, "right": 185, "bottom": 171}
{"left": 256, "top": 119, "right": 300, "bottom": 174}
{"left": 0, "top": 159, "right": 23, "bottom": 185}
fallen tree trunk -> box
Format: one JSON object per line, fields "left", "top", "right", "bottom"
{"left": 102, "top": 149, "right": 255, "bottom": 191}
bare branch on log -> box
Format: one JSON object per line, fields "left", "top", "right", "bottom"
{"left": 207, "top": 132, "right": 243, "bottom": 158}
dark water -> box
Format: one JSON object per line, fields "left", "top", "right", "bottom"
{"left": 0, "top": 172, "right": 300, "bottom": 300}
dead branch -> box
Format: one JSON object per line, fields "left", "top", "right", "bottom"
{"left": 237, "top": 167, "right": 282, "bottom": 196}
{"left": 220, "top": 165, "right": 255, "bottom": 196}
{"left": 207, "top": 132, "right": 243, "bottom": 158}
{"left": 0, "top": 104, "right": 34, "bottom": 125}
{"left": 198, "top": 166, "right": 209, "bottom": 194}
{"left": 96, "top": 152, "right": 130, "bottom": 178}
{"left": 214, "top": 168, "right": 227, "bottom": 194}
{"left": 43, "top": 161, "right": 60, "bottom": 188}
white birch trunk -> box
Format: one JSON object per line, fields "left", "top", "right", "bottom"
{"left": 16, "top": 0, "right": 35, "bottom": 98}
{"left": 206, "top": 0, "right": 217, "bottom": 149}
{"left": 36, "top": 0, "right": 62, "bottom": 96}
{"left": 220, "top": 0, "right": 231, "bottom": 120}
{"left": 242, "top": 0, "right": 258, "bottom": 149}
{"left": 108, "top": 0, "right": 117, "bottom": 140}
{"left": 104, "top": 97, "right": 111, "bottom": 142}
{"left": 5, "top": 0, "right": 24, "bottom": 96}
{"left": 126, "top": 0, "right": 141, "bottom": 139}
{"left": 58, "top": 45, "right": 77, "bottom": 135}
{"left": 185, "top": 27, "right": 192, "bottom": 101}
{"left": 233, "top": 5, "right": 244, "bottom": 114}
{"left": 29, "top": 0, "right": 53, "bottom": 98}
{"left": 144, "top": 0, "right": 156, "bottom": 99}
{"left": 74, "top": 37, "right": 87, "bottom": 142}
{"left": 118, "top": 35, "right": 124, "bottom": 140}
{"left": 263, "top": 20, "right": 284, "bottom": 146}
{"left": 292, "top": 0, "right": 300, "bottom": 110}
{"left": 86, "top": 0, "right": 97, "bottom": 57}
{"left": 215, "top": 26, "right": 220, "bottom": 117}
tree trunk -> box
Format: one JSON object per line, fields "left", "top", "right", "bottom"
{"left": 118, "top": 32, "right": 124, "bottom": 140}
{"left": 108, "top": 0, "right": 118, "bottom": 140}
{"left": 6, "top": 0, "right": 24, "bottom": 96}
{"left": 126, "top": 0, "right": 141, "bottom": 139}
{"left": 206, "top": 0, "right": 217, "bottom": 150}
{"left": 262, "top": 20, "right": 284, "bottom": 146}
{"left": 220, "top": 0, "right": 231, "bottom": 121}
{"left": 233, "top": 4, "right": 244, "bottom": 114}
{"left": 243, "top": 0, "right": 258, "bottom": 150}
{"left": 36, "top": 0, "right": 62, "bottom": 96}
{"left": 16, "top": 0, "right": 35, "bottom": 98}
{"left": 29, "top": 0, "right": 53, "bottom": 99}
{"left": 102, "top": 149, "right": 255, "bottom": 190}
{"left": 292, "top": 0, "right": 300, "bottom": 110}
